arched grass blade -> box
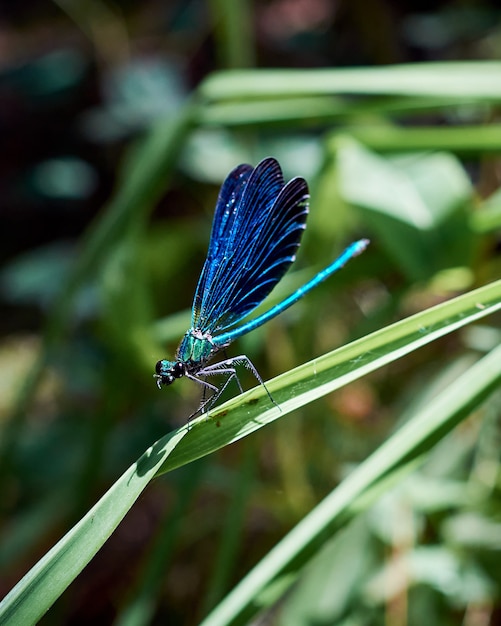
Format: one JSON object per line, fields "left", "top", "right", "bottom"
{"left": 200, "top": 340, "right": 501, "bottom": 626}
{"left": 157, "top": 278, "right": 501, "bottom": 475}
{"left": 1, "top": 279, "right": 501, "bottom": 625}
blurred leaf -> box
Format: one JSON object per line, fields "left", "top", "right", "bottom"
{"left": 6, "top": 49, "right": 87, "bottom": 97}
{"left": 279, "top": 516, "right": 374, "bottom": 626}
{"left": 30, "top": 158, "right": 98, "bottom": 199}
{"left": 0, "top": 243, "right": 72, "bottom": 305}
{"left": 471, "top": 186, "right": 501, "bottom": 233}
{"left": 99, "top": 223, "right": 157, "bottom": 372}
{"left": 402, "top": 8, "right": 496, "bottom": 50}
{"left": 334, "top": 123, "right": 501, "bottom": 155}
{"left": 181, "top": 129, "right": 322, "bottom": 183}
{"left": 366, "top": 546, "right": 494, "bottom": 604}
{"left": 443, "top": 513, "right": 501, "bottom": 550}
{"left": 337, "top": 137, "right": 472, "bottom": 227}
{"left": 201, "top": 63, "right": 501, "bottom": 101}
{"left": 209, "top": 0, "right": 255, "bottom": 69}
{"left": 336, "top": 137, "right": 474, "bottom": 280}
{"left": 82, "top": 57, "right": 187, "bottom": 142}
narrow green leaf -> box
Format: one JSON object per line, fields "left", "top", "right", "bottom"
{"left": 198, "top": 96, "right": 485, "bottom": 128}
{"left": 158, "top": 279, "right": 501, "bottom": 475}
{"left": 209, "top": 0, "right": 255, "bottom": 69}
{"left": 200, "top": 338, "right": 501, "bottom": 626}
{"left": 0, "top": 429, "right": 189, "bottom": 626}
{"left": 201, "top": 62, "right": 501, "bottom": 101}
{"left": 2, "top": 279, "right": 501, "bottom": 624}
{"left": 334, "top": 124, "right": 501, "bottom": 155}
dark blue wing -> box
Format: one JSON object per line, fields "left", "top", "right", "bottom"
{"left": 191, "top": 157, "right": 309, "bottom": 335}
{"left": 192, "top": 163, "right": 253, "bottom": 319}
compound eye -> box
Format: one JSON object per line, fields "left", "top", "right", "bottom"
{"left": 155, "top": 360, "right": 166, "bottom": 375}
{"left": 173, "top": 362, "right": 185, "bottom": 378}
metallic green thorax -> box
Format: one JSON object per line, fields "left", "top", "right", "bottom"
{"left": 176, "top": 329, "right": 217, "bottom": 365}
{"left": 154, "top": 329, "right": 222, "bottom": 388}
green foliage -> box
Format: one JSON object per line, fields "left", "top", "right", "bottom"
{"left": 1, "top": 23, "right": 501, "bottom": 626}
{"left": 2, "top": 283, "right": 501, "bottom": 625}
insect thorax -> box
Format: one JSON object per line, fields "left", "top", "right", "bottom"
{"left": 176, "top": 329, "right": 217, "bottom": 367}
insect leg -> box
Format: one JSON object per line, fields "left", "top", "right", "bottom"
{"left": 229, "top": 355, "right": 280, "bottom": 410}
{"left": 186, "top": 368, "right": 237, "bottom": 418}
{"left": 203, "top": 355, "right": 279, "bottom": 411}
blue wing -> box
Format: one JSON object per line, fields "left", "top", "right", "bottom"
{"left": 192, "top": 163, "right": 253, "bottom": 319}
{"left": 191, "top": 157, "right": 309, "bottom": 335}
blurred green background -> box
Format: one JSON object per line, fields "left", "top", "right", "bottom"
{"left": 1, "top": 1, "right": 501, "bottom": 624}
